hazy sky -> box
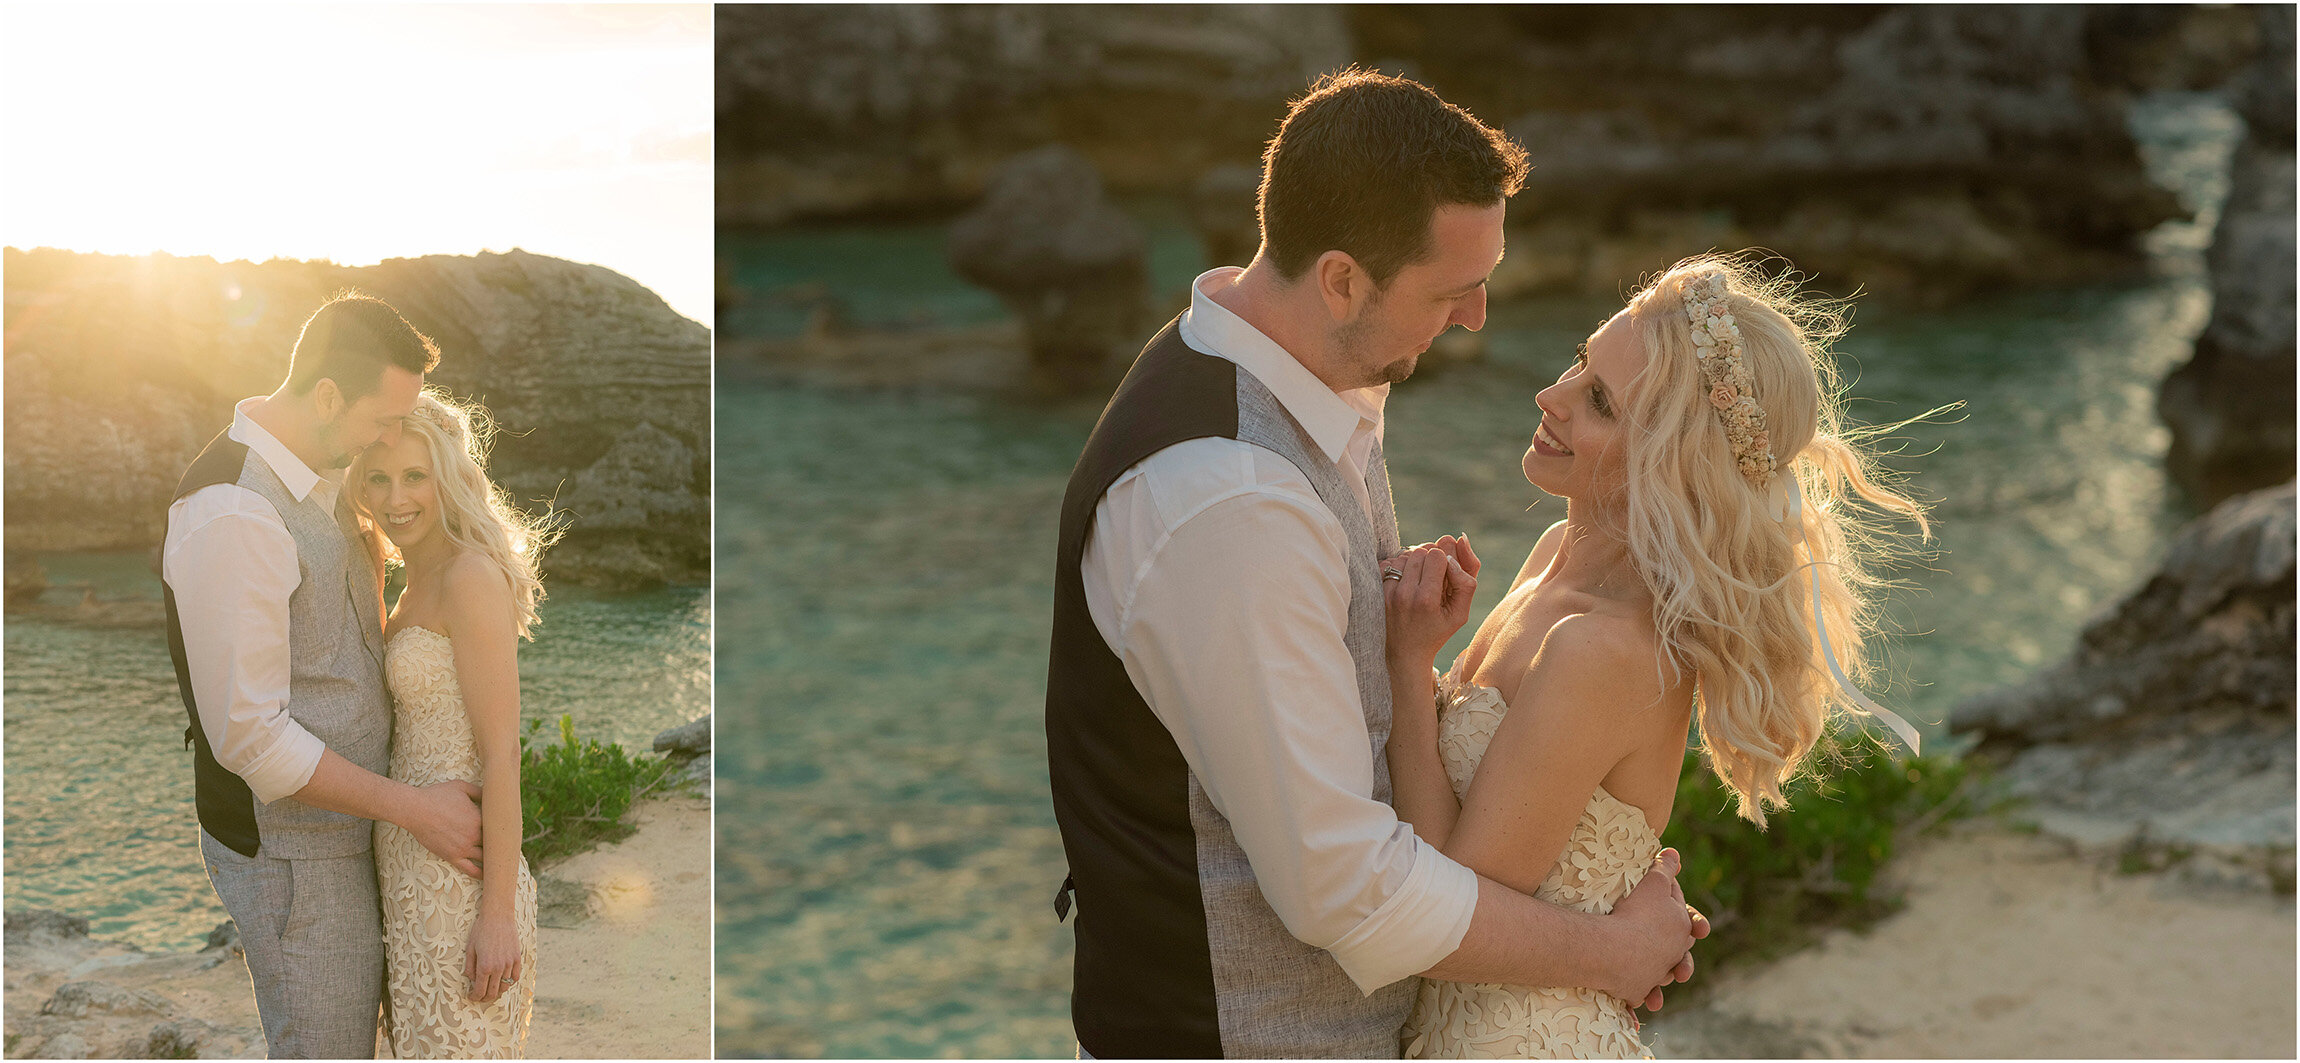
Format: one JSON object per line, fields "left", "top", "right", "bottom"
{"left": 2, "top": 3, "right": 711, "bottom": 324}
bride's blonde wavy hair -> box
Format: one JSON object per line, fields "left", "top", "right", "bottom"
{"left": 353, "top": 390, "right": 565, "bottom": 639}
{"left": 1615, "top": 253, "right": 1932, "bottom": 825}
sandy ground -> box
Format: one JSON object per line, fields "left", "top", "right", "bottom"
{"left": 1647, "top": 824, "right": 2296, "bottom": 1058}
{"left": 4, "top": 793, "right": 711, "bottom": 1060}
{"left": 524, "top": 792, "right": 711, "bottom": 1059}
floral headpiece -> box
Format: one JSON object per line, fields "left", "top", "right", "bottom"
{"left": 1683, "top": 271, "right": 1923, "bottom": 755}
{"left": 407, "top": 394, "right": 471, "bottom": 447}
{"left": 1682, "top": 272, "right": 1775, "bottom": 488}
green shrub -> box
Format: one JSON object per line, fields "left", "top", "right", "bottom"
{"left": 519, "top": 714, "right": 674, "bottom": 866}
{"left": 1660, "top": 728, "right": 1977, "bottom": 977}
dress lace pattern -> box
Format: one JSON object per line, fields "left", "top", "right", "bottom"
{"left": 375, "top": 627, "right": 537, "bottom": 1059}
{"left": 1400, "top": 674, "right": 1659, "bottom": 1059}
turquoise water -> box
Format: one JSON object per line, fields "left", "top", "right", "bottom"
{"left": 2, "top": 551, "right": 708, "bottom": 951}
{"left": 720, "top": 197, "right": 1216, "bottom": 341}
{"left": 715, "top": 96, "right": 2236, "bottom": 1058}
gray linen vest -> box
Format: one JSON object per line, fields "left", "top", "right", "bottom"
{"left": 1190, "top": 370, "right": 1415, "bottom": 1056}
{"left": 1049, "top": 321, "right": 1423, "bottom": 1057}
{"left": 231, "top": 451, "right": 392, "bottom": 857}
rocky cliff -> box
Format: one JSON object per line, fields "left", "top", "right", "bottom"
{"left": 3, "top": 248, "right": 709, "bottom": 590}
{"left": 718, "top": 4, "right": 2256, "bottom": 304}
{"left": 716, "top": 4, "right": 1352, "bottom": 225}
{"left": 1954, "top": 481, "right": 2294, "bottom": 887}
{"left": 2160, "top": 4, "right": 2296, "bottom": 508}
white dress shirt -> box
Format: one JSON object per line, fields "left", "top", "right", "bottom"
{"left": 161, "top": 398, "right": 334, "bottom": 804}
{"left": 1079, "top": 267, "right": 1480, "bottom": 994}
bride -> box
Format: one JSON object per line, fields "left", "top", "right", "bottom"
{"left": 353, "top": 392, "right": 559, "bottom": 1058}
{"left": 1388, "top": 255, "right": 1931, "bottom": 1058}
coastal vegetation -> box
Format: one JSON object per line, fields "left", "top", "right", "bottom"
{"left": 520, "top": 715, "right": 679, "bottom": 866}
{"left": 1662, "top": 731, "right": 1977, "bottom": 978}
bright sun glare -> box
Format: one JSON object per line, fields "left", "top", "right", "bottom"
{"left": 1, "top": 4, "right": 711, "bottom": 324}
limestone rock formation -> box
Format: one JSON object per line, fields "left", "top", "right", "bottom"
{"left": 1954, "top": 482, "right": 2295, "bottom": 874}
{"left": 1, "top": 247, "right": 708, "bottom": 589}
{"left": 6, "top": 909, "right": 94, "bottom": 948}
{"left": 2160, "top": 4, "right": 2296, "bottom": 508}
{"left": 652, "top": 713, "right": 711, "bottom": 757}
{"left": 1358, "top": 5, "right": 2208, "bottom": 303}
{"left": 719, "top": 5, "right": 2246, "bottom": 307}
{"left": 948, "top": 146, "right": 1150, "bottom": 392}
{"left": 3, "top": 910, "right": 262, "bottom": 1060}
{"left": 654, "top": 712, "right": 713, "bottom": 788}
{"left": 716, "top": 4, "right": 1352, "bottom": 224}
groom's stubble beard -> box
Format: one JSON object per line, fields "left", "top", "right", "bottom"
{"left": 315, "top": 410, "right": 358, "bottom": 469}
{"left": 1334, "top": 296, "right": 1419, "bottom": 390}
{"left": 1377, "top": 351, "right": 1420, "bottom": 386}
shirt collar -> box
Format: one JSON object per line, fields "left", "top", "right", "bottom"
{"left": 228, "top": 397, "right": 330, "bottom": 503}
{"left": 1178, "top": 266, "right": 1385, "bottom": 466}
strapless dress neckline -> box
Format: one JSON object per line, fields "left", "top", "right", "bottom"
{"left": 1439, "top": 675, "right": 1661, "bottom": 847}
{"left": 387, "top": 625, "right": 451, "bottom": 651}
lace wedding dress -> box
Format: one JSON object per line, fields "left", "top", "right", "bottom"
{"left": 375, "top": 626, "right": 538, "bottom": 1058}
{"left": 1399, "top": 673, "right": 1658, "bottom": 1059}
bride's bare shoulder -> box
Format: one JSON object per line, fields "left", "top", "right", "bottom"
{"left": 1508, "top": 519, "right": 1570, "bottom": 592}
{"left": 1525, "top": 610, "right": 1667, "bottom": 709}
{"left": 439, "top": 552, "right": 515, "bottom": 632}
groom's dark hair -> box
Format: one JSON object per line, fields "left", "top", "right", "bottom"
{"left": 1258, "top": 68, "right": 1529, "bottom": 286}
{"left": 283, "top": 292, "right": 440, "bottom": 399}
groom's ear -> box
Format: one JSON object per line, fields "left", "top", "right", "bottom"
{"left": 311, "top": 377, "right": 344, "bottom": 419}
{"left": 1314, "top": 250, "right": 1369, "bottom": 321}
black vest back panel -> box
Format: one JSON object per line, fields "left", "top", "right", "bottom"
{"left": 1046, "top": 318, "right": 1241, "bottom": 1058}
{"left": 164, "top": 430, "right": 267, "bottom": 857}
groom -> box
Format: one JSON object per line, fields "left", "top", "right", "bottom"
{"left": 162, "top": 293, "right": 486, "bottom": 1058}
{"left": 1046, "top": 70, "right": 1703, "bottom": 1057}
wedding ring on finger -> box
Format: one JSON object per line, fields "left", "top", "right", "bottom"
{"left": 1382, "top": 567, "right": 1404, "bottom": 581}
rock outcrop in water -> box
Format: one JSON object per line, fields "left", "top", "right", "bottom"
{"left": 654, "top": 712, "right": 713, "bottom": 788}
{"left": 1953, "top": 481, "right": 2295, "bottom": 888}
{"left": 2160, "top": 5, "right": 2296, "bottom": 508}
{"left": 948, "top": 146, "right": 1150, "bottom": 391}
{"left": 719, "top": 5, "right": 2255, "bottom": 305}
{"left": 2, "top": 247, "right": 709, "bottom": 590}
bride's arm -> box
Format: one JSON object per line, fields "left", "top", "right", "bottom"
{"left": 1383, "top": 542, "right": 1478, "bottom": 851}
{"left": 443, "top": 554, "right": 526, "bottom": 1004}
{"left": 1388, "top": 522, "right": 1571, "bottom": 851}
{"left": 1443, "top": 615, "right": 1650, "bottom": 898}
{"left": 1389, "top": 550, "right": 1704, "bottom": 1002}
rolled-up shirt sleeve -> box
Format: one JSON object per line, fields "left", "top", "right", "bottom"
{"left": 1098, "top": 469, "right": 1479, "bottom": 994}
{"left": 163, "top": 488, "right": 327, "bottom": 804}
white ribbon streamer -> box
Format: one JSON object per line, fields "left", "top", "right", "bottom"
{"left": 1781, "top": 480, "right": 1922, "bottom": 756}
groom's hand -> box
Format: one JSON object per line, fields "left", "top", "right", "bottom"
{"left": 406, "top": 779, "right": 486, "bottom": 878}
{"left": 1609, "top": 847, "right": 1696, "bottom": 1009}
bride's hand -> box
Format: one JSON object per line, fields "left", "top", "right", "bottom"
{"left": 1383, "top": 542, "right": 1478, "bottom": 669}
{"left": 466, "top": 915, "right": 522, "bottom": 1003}
{"left": 1432, "top": 533, "right": 1480, "bottom": 583}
